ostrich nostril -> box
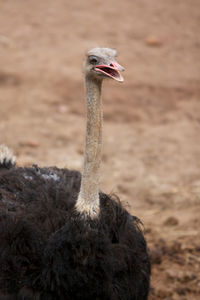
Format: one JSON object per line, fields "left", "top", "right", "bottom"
{"left": 110, "top": 62, "right": 124, "bottom": 71}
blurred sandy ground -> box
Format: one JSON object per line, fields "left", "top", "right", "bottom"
{"left": 0, "top": 1, "right": 200, "bottom": 299}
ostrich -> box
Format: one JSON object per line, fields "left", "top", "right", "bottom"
{"left": 0, "top": 48, "right": 150, "bottom": 300}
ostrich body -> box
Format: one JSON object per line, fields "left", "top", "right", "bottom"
{"left": 0, "top": 48, "right": 150, "bottom": 299}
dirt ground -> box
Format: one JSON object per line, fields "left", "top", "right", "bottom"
{"left": 0, "top": 0, "right": 200, "bottom": 299}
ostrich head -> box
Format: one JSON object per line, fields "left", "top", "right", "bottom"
{"left": 84, "top": 47, "right": 124, "bottom": 82}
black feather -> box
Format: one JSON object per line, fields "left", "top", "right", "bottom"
{"left": 0, "top": 165, "right": 150, "bottom": 299}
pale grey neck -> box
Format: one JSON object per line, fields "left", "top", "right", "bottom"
{"left": 76, "top": 76, "right": 103, "bottom": 218}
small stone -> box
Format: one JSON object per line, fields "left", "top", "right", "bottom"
{"left": 20, "top": 140, "right": 39, "bottom": 148}
{"left": 146, "top": 35, "right": 162, "bottom": 47}
{"left": 166, "top": 269, "right": 178, "bottom": 280}
{"left": 58, "top": 105, "right": 68, "bottom": 114}
{"left": 163, "top": 216, "right": 179, "bottom": 226}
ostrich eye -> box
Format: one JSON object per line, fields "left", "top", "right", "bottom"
{"left": 89, "top": 56, "right": 99, "bottom": 65}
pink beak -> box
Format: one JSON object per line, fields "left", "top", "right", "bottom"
{"left": 94, "top": 61, "right": 125, "bottom": 82}
{"left": 110, "top": 61, "right": 125, "bottom": 72}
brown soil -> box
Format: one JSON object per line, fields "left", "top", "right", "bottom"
{"left": 0, "top": 1, "right": 200, "bottom": 299}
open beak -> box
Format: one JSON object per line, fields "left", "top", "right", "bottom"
{"left": 94, "top": 61, "right": 124, "bottom": 82}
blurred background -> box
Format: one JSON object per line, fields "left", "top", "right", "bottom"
{"left": 0, "top": 0, "right": 200, "bottom": 299}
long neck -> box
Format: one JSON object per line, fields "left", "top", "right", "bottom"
{"left": 76, "top": 75, "right": 103, "bottom": 218}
